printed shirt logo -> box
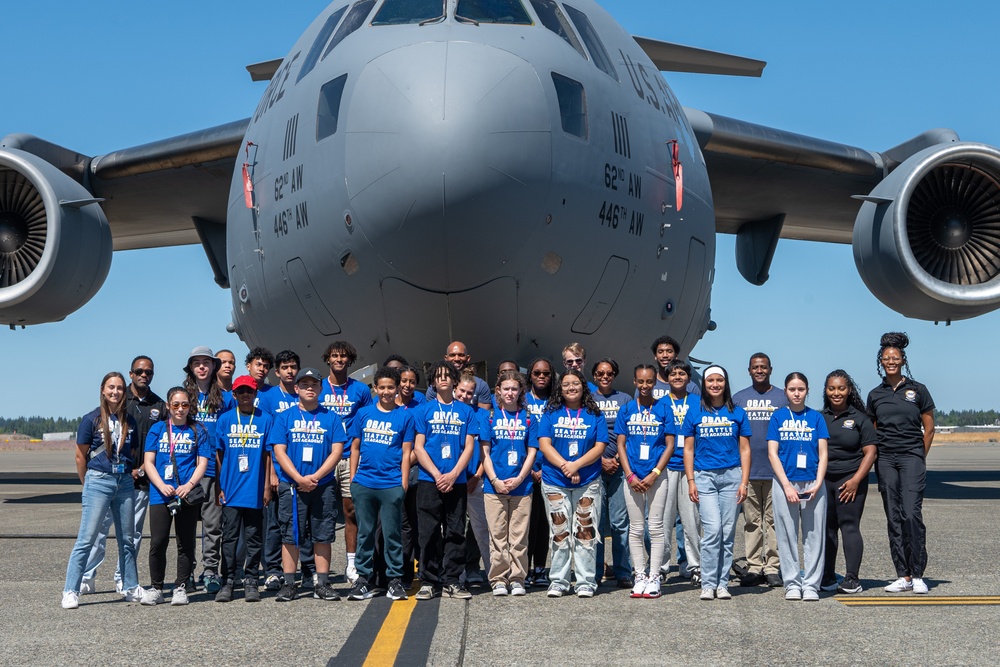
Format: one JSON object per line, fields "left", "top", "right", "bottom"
{"left": 743, "top": 399, "right": 778, "bottom": 422}
{"left": 625, "top": 410, "right": 663, "bottom": 437}
{"left": 596, "top": 399, "right": 621, "bottom": 422}
{"left": 226, "top": 423, "right": 263, "bottom": 449}
{"left": 149, "top": 409, "right": 160, "bottom": 420}
{"left": 290, "top": 419, "right": 328, "bottom": 444}
{"left": 157, "top": 431, "right": 195, "bottom": 453}
{"left": 493, "top": 416, "right": 527, "bottom": 439}
{"left": 842, "top": 419, "right": 856, "bottom": 429}
{"left": 361, "top": 419, "right": 399, "bottom": 446}
{"left": 670, "top": 402, "right": 690, "bottom": 427}
{"left": 322, "top": 393, "right": 356, "bottom": 416}
{"left": 904, "top": 390, "right": 917, "bottom": 403}
{"left": 778, "top": 417, "right": 814, "bottom": 442}
{"left": 428, "top": 410, "right": 465, "bottom": 437}
{"left": 553, "top": 416, "right": 591, "bottom": 439}
{"left": 696, "top": 415, "right": 734, "bottom": 438}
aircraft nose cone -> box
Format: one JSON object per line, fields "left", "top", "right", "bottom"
{"left": 345, "top": 41, "right": 552, "bottom": 290}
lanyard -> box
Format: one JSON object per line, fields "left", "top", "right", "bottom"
{"left": 668, "top": 392, "right": 686, "bottom": 427}
{"left": 167, "top": 422, "right": 179, "bottom": 458}
{"left": 236, "top": 409, "right": 256, "bottom": 447}
{"left": 564, "top": 407, "right": 582, "bottom": 436}
{"left": 297, "top": 405, "right": 319, "bottom": 433}
{"left": 498, "top": 408, "right": 521, "bottom": 445}
{"left": 635, "top": 402, "right": 653, "bottom": 446}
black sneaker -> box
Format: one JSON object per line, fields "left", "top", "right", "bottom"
{"left": 185, "top": 574, "right": 197, "bottom": 593}
{"left": 244, "top": 579, "right": 261, "bottom": 602}
{"left": 838, "top": 575, "right": 863, "bottom": 594}
{"left": 740, "top": 572, "right": 764, "bottom": 587}
{"left": 214, "top": 583, "right": 233, "bottom": 603}
{"left": 387, "top": 579, "right": 408, "bottom": 601}
{"left": 690, "top": 568, "right": 702, "bottom": 587}
{"left": 275, "top": 583, "right": 297, "bottom": 602}
{"left": 533, "top": 570, "right": 550, "bottom": 587}
{"left": 314, "top": 583, "right": 341, "bottom": 600}
{"left": 765, "top": 573, "right": 783, "bottom": 588}
{"left": 444, "top": 584, "right": 472, "bottom": 599}
{"left": 264, "top": 574, "right": 282, "bottom": 591}
{"left": 820, "top": 577, "right": 840, "bottom": 592}
{"left": 348, "top": 578, "right": 375, "bottom": 600}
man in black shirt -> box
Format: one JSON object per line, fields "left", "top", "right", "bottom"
{"left": 80, "top": 355, "right": 166, "bottom": 594}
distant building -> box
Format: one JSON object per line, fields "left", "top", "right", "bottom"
{"left": 43, "top": 432, "right": 74, "bottom": 441}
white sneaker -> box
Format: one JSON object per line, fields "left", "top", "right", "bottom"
{"left": 884, "top": 577, "right": 913, "bottom": 593}
{"left": 115, "top": 580, "right": 125, "bottom": 595}
{"left": 170, "top": 587, "right": 189, "bottom": 605}
{"left": 346, "top": 563, "right": 359, "bottom": 585}
{"left": 61, "top": 591, "right": 79, "bottom": 609}
{"left": 492, "top": 582, "right": 508, "bottom": 596}
{"left": 509, "top": 582, "right": 526, "bottom": 596}
{"left": 123, "top": 586, "right": 145, "bottom": 602}
{"left": 699, "top": 587, "right": 715, "bottom": 601}
{"left": 716, "top": 586, "right": 732, "bottom": 600}
{"left": 785, "top": 588, "right": 802, "bottom": 601}
{"left": 79, "top": 579, "right": 95, "bottom": 595}
{"left": 630, "top": 573, "right": 647, "bottom": 598}
{"left": 911, "top": 577, "right": 928, "bottom": 594}
{"left": 802, "top": 589, "right": 819, "bottom": 601}
{"left": 643, "top": 577, "right": 661, "bottom": 599}
{"left": 140, "top": 588, "right": 164, "bottom": 605}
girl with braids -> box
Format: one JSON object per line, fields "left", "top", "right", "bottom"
{"left": 141, "top": 387, "right": 210, "bottom": 605}
{"left": 537, "top": 368, "right": 607, "bottom": 598}
{"left": 820, "top": 370, "right": 877, "bottom": 595}
{"left": 866, "top": 332, "right": 935, "bottom": 594}
{"left": 681, "top": 366, "right": 751, "bottom": 601}
{"left": 63, "top": 372, "right": 141, "bottom": 609}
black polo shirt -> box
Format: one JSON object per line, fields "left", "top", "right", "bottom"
{"left": 126, "top": 384, "right": 166, "bottom": 488}
{"left": 822, "top": 406, "right": 877, "bottom": 478}
{"left": 866, "top": 378, "right": 934, "bottom": 454}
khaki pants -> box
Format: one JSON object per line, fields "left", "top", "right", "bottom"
{"left": 743, "top": 479, "right": 779, "bottom": 575}
{"left": 483, "top": 493, "right": 532, "bottom": 585}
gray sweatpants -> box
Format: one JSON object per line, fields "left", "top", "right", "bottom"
{"left": 771, "top": 479, "right": 826, "bottom": 594}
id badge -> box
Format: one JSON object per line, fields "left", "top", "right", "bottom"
{"left": 507, "top": 450, "right": 518, "bottom": 467}
{"left": 111, "top": 463, "right": 126, "bottom": 474}
{"left": 568, "top": 441, "right": 579, "bottom": 457}
{"left": 796, "top": 453, "right": 808, "bottom": 469}
{"left": 163, "top": 464, "right": 175, "bottom": 481}
{"left": 441, "top": 444, "right": 452, "bottom": 460}
{"left": 639, "top": 444, "right": 650, "bottom": 461}
{"left": 238, "top": 455, "right": 250, "bottom": 473}
{"left": 302, "top": 447, "right": 314, "bottom": 463}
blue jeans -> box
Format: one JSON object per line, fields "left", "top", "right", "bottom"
{"left": 64, "top": 470, "right": 139, "bottom": 594}
{"left": 82, "top": 486, "right": 149, "bottom": 587}
{"left": 696, "top": 467, "right": 741, "bottom": 590}
{"left": 596, "top": 468, "right": 631, "bottom": 582}
{"left": 541, "top": 479, "right": 603, "bottom": 589}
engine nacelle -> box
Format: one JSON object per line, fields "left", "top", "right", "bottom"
{"left": 0, "top": 148, "right": 112, "bottom": 325}
{"left": 853, "top": 142, "right": 1000, "bottom": 321}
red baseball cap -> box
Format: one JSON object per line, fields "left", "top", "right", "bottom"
{"left": 232, "top": 376, "right": 258, "bottom": 392}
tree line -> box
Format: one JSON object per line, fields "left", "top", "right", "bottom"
{"left": 0, "top": 416, "right": 82, "bottom": 439}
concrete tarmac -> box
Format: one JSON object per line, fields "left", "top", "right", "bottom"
{"left": 1, "top": 444, "right": 999, "bottom": 666}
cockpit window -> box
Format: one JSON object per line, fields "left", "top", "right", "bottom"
{"left": 297, "top": 6, "right": 349, "bottom": 83}
{"left": 551, "top": 73, "right": 587, "bottom": 139}
{"left": 372, "top": 0, "right": 445, "bottom": 25}
{"left": 563, "top": 4, "right": 619, "bottom": 82}
{"left": 528, "top": 0, "right": 585, "bottom": 58}
{"left": 455, "top": 0, "right": 532, "bottom": 25}
{"left": 322, "top": 0, "right": 377, "bottom": 60}
{"left": 317, "top": 74, "right": 349, "bottom": 140}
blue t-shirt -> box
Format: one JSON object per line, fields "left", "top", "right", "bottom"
{"left": 195, "top": 389, "right": 236, "bottom": 477}
{"left": 402, "top": 393, "right": 426, "bottom": 407}
{"left": 594, "top": 390, "right": 631, "bottom": 458}
{"left": 538, "top": 408, "right": 607, "bottom": 488}
{"left": 663, "top": 393, "right": 699, "bottom": 471}
{"left": 526, "top": 392, "right": 549, "bottom": 472}
{"left": 466, "top": 406, "right": 490, "bottom": 477}
{"left": 767, "top": 406, "right": 829, "bottom": 482}
{"left": 77, "top": 408, "right": 139, "bottom": 474}
{"left": 268, "top": 406, "right": 349, "bottom": 486}
{"left": 349, "top": 404, "right": 416, "bottom": 489}
{"left": 414, "top": 400, "right": 478, "bottom": 484}
{"left": 680, "top": 404, "right": 752, "bottom": 471}
{"left": 215, "top": 407, "right": 273, "bottom": 509}
{"left": 259, "top": 385, "right": 299, "bottom": 416}
{"left": 320, "top": 377, "right": 373, "bottom": 458}
{"left": 645, "top": 377, "right": 701, "bottom": 401}
{"left": 482, "top": 407, "right": 537, "bottom": 496}
{"left": 733, "top": 385, "right": 788, "bottom": 480}
{"left": 145, "top": 421, "right": 210, "bottom": 505}
{"left": 614, "top": 400, "right": 674, "bottom": 478}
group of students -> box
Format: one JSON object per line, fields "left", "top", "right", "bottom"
{"left": 61, "top": 331, "right": 935, "bottom": 608}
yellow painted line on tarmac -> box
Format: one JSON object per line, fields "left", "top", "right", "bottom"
{"left": 361, "top": 595, "right": 418, "bottom": 667}
{"left": 837, "top": 596, "right": 1000, "bottom": 606}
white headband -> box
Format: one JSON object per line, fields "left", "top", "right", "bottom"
{"left": 703, "top": 365, "right": 726, "bottom": 379}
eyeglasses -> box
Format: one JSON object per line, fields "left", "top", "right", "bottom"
{"left": 563, "top": 358, "right": 584, "bottom": 366}
{"left": 531, "top": 370, "right": 551, "bottom": 377}
{"left": 169, "top": 402, "right": 190, "bottom": 409}
{"left": 561, "top": 382, "right": 583, "bottom": 389}
{"left": 131, "top": 368, "right": 153, "bottom": 377}
{"left": 594, "top": 371, "right": 615, "bottom": 378}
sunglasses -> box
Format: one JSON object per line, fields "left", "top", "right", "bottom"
{"left": 169, "top": 402, "right": 190, "bottom": 409}
{"left": 531, "top": 370, "right": 552, "bottom": 377}
{"left": 563, "top": 358, "right": 584, "bottom": 366}
{"left": 131, "top": 368, "right": 153, "bottom": 377}
{"left": 234, "top": 388, "right": 256, "bottom": 395}
{"left": 594, "top": 371, "right": 616, "bottom": 378}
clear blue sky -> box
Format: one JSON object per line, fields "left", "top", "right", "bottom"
{"left": 3, "top": 0, "right": 998, "bottom": 418}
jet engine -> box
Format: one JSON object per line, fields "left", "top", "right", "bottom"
{"left": 853, "top": 142, "right": 1000, "bottom": 321}
{"left": 0, "top": 148, "right": 112, "bottom": 326}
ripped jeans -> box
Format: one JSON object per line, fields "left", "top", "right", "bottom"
{"left": 541, "top": 479, "right": 603, "bottom": 589}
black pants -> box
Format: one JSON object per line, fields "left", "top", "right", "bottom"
{"left": 416, "top": 481, "right": 467, "bottom": 587}
{"left": 148, "top": 502, "right": 199, "bottom": 589}
{"left": 221, "top": 506, "right": 263, "bottom": 584}
{"left": 877, "top": 450, "right": 927, "bottom": 578}
{"left": 401, "top": 482, "right": 419, "bottom": 585}
{"left": 527, "top": 481, "right": 549, "bottom": 570}
{"left": 823, "top": 472, "right": 870, "bottom": 579}
{"left": 262, "top": 498, "right": 283, "bottom": 576}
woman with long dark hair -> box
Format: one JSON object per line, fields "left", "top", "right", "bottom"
{"left": 866, "top": 332, "right": 935, "bottom": 594}
{"left": 524, "top": 357, "right": 554, "bottom": 586}
{"left": 62, "top": 372, "right": 141, "bottom": 609}
{"left": 820, "top": 369, "right": 877, "bottom": 595}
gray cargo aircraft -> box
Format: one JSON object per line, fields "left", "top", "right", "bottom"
{"left": 3, "top": 0, "right": 1000, "bottom": 368}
